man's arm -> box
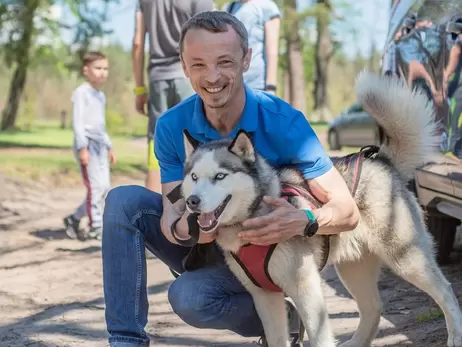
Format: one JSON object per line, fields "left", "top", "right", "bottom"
{"left": 445, "top": 40, "right": 461, "bottom": 82}
{"left": 264, "top": 17, "right": 280, "bottom": 89}
{"left": 263, "top": 1, "right": 281, "bottom": 90}
{"left": 160, "top": 181, "right": 192, "bottom": 244}
{"left": 306, "top": 166, "right": 360, "bottom": 234}
{"left": 132, "top": 5, "right": 146, "bottom": 90}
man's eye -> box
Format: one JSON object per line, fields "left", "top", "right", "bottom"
{"left": 215, "top": 173, "right": 227, "bottom": 180}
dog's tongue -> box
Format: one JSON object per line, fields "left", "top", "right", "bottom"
{"left": 197, "top": 212, "right": 217, "bottom": 228}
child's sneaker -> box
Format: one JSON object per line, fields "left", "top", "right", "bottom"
{"left": 63, "top": 215, "right": 80, "bottom": 240}
{"left": 87, "top": 227, "right": 102, "bottom": 240}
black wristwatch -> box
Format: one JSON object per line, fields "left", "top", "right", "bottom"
{"left": 265, "top": 84, "right": 277, "bottom": 92}
{"left": 301, "top": 209, "right": 319, "bottom": 237}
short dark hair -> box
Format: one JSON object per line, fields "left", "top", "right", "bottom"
{"left": 179, "top": 11, "right": 249, "bottom": 56}
{"left": 82, "top": 51, "right": 107, "bottom": 67}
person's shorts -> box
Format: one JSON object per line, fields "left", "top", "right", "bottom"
{"left": 147, "top": 77, "right": 194, "bottom": 171}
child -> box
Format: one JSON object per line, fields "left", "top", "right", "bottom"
{"left": 63, "top": 51, "right": 116, "bottom": 241}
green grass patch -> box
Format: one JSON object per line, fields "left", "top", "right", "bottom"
{"left": 416, "top": 309, "right": 444, "bottom": 323}
{"left": 0, "top": 123, "right": 147, "bottom": 184}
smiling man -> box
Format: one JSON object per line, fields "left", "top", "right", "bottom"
{"left": 102, "top": 11, "right": 359, "bottom": 347}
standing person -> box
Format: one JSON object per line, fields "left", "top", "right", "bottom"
{"left": 224, "top": 0, "right": 281, "bottom": 94}
{"left": 132, "top": 0, "right": 214, "bottom": 193}
{"left": 63, "top": 51, "right": 116, "bottom": 241}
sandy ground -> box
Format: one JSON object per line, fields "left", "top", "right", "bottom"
{"left": 2, "top": 163, "right": 462, "bottom": 347}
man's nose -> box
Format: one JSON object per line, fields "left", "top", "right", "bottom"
{"left": 205, "top": 67, "right": 221, "bottom": 84}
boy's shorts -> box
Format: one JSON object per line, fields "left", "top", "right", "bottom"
{"left": 147, "top": 77, "right": 194, "bottom": 171}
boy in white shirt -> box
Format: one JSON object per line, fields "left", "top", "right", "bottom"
{"left": 63, "top": 51, "right": 116, "bottom": 241}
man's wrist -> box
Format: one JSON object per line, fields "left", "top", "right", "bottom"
{"left": 299, "top": 209, "right": 319, "bottom": 237}
{"left": 265, "top": 83, "right": 277, "bottom": 92}
{"left": 134, "top": 85, "right": 147, "bottom": 96}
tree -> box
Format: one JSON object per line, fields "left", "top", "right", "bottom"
{"left": 0, "top": 0, "right": 117, "bottom": 131}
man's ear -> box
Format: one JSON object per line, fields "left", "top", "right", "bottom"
{"left": 228, "top": 129, "right": 255, "bottom": 162}
{"left": 183, "top": 129, "right": 202, "bottom": 158}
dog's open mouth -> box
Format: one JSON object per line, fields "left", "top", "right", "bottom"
{"left": 197, "top": 195, "right": 232, "bottom": 232}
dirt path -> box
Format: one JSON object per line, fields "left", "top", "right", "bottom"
{"left": 1, "top": 172, "right": 462, "bottom": 347}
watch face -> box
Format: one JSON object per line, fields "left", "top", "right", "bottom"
{"left": 304, "top": 220, "right": 319, "bottom": 237}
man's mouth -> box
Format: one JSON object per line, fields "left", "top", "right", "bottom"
{"left": 204, "top": 85, "right": 226, "bottom": 94}
{"left": 197, "top": 195, "right": 232, "bottom": 233}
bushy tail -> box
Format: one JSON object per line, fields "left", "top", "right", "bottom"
{"left": 355, "top": 70, "right": 441, "bottom": 180}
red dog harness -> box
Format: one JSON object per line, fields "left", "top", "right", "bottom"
{"left": 230, "top": 145, "right": 380, "bottom": 292}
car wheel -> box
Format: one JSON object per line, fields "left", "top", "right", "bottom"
{"left": 328, "top": 129, "right": 341, "bottom": 151}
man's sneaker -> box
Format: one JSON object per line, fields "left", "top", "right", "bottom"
{"left": 63, "top": 215, "right": 80, "bottom": 240}
{"left": 87, "top": 227, "right": 102, "bottom": 240}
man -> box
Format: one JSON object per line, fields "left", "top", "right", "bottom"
{"left": 224, "top": 0, "right": 281, "bottom": 93}
{"left": 103, "top": 11, "right": 359, "bottom": 347}
{"left": 132, "top": 0, "right": 214, "bottom": 192}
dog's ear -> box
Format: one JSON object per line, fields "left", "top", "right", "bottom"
{"left": 183, "top": 129, "right": 202, "bottom": 158}
{"left": 228, "top": 129, "right": 255, "bottom": 162}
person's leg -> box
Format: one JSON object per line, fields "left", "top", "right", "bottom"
{"left": 168, "top": 263, "right": 264, "bottom": 338}
{"left": 64, "top": 148, "right": 92, "bottom": 240}
{"left": 87, "top": 144, "right": 111, "bottom": 239}
{"left": 102, "top": 185, "right": 264, "bottom": 346}
{"left": 102, "top": 185, "right": 191, "bottom": 346}
{"left": 146, "top": 80, "right": 168, "bottom": 193}
{"left": 171, "top": 77, "right": 195, "bottom": 106}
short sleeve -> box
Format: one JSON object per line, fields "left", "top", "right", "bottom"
{"left": 262, "top": 0, "right": 281, "bottom": 22}
{"left": 192, "top": 0, "right": 214, "bottom": 15}
{"left": 154, "top": 119, "right": 184, "bottom": 184}
{"left": 279, "top": 111, "right": 333, "bottom": 179}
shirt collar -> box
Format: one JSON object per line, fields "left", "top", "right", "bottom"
{"left": 192, "top": 84, "right": 259, "bottom": 140}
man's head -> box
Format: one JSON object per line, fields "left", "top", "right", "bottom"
{"left": 82, "top": 51, "right": 109, "bottom": 89}
{"left": 179, "top": 11, "right": 252, "bottom": 109}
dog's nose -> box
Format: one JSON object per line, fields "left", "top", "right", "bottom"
{"left": 186, "top": 195, "right": 201, "bottom": 209}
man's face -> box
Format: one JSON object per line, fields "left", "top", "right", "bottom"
{"left": 83, "top": 58, "right": 109, "bottom": 88}
{"left": 181, "top": 26, "right": 252, "bottom": 109}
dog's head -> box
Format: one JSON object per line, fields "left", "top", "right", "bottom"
{"left": 181, "top": 129, "right": 265, "bottom": 233}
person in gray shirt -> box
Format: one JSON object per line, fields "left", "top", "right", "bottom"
{"left": 132, "top": 0, "right": 214, "bottom": 193}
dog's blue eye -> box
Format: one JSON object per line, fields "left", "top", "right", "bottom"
{"left": 191, "top": 173, "right": 197, "bottom": 181}
{"left": 215, "top": 173, "right": 227, "bottom": 180}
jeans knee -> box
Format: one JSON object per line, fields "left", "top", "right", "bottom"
{"left": 105, "top": 185, "right": 162, "bottom": 218}
{"left": 168, "top": 275, "right": 219, "bottom": 330}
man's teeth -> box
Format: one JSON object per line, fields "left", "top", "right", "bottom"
{"left": 206, "top": 86, "right": 224, "bottom": 93}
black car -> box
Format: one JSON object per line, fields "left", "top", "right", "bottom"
{"left": 327, "top": 102, "right": 379, "bottom": 150}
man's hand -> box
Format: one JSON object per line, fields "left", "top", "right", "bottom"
{"left": 79, "top": 148, "right": 89, "bottom": 166}
{"left": 239, "top": 196, "right": 309, "bottom": 246}
{"left": 108, "top": 149, "right": 117, "bottom": 165}
{"left": 136, "top": 93, "right": 148, "bottom": 115}
{"left": 173, "top": 211, "right": 218, "bottom": 244}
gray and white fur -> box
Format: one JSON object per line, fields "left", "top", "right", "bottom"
{"left": 181, "top": 71, "right": 462, "bottom": 347}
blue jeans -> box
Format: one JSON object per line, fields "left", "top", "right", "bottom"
{"left": 102, "top": 185, "right": 264, "bottom": 346}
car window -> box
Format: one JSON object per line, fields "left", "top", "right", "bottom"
{"left": 347, "top": 103, "right": 363, "bottom": 113}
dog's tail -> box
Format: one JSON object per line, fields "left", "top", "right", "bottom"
{"left": 355, "top": 70, "right": 441, "bottom": 180}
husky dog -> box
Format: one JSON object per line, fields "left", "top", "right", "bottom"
{"left": 181, "top": 71, "right": 462, "bottom": 347}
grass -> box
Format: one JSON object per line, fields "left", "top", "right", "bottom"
{"left": 0, "top": 120, "right": 343, "bottom": 185}
{"left": 0, "top": 123, "right": 147, "bottom": 184}
{"left": 415, "top": 309, "right": 444, "bottom": 323}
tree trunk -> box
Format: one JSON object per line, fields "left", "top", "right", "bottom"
{"left": 284, "top": 0, "right": 306, "bottom": 115}
{"left": 313, "top": 0, "right": 333, "bottom": 122}
{"left": 1, "top": 1, "right": 37, "bottom": 131}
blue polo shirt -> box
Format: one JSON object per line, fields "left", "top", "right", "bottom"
{"left": 154, "top": 85, "right": 333, "bottom": 184}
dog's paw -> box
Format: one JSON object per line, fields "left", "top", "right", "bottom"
{"left": 447, "top": 333, "right": 462, "bottom": 347}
